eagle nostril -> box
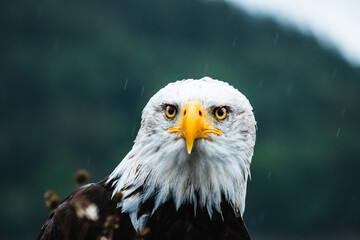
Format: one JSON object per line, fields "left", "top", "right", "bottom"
{"left": 199, "top": 111, "right": 202, "bottom": 116}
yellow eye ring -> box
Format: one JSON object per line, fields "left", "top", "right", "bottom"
{"left": 165, "top": 105, "right": 177, "bottom": 119}
{"left": 214, "top": 106, "right": 227, "bottom": 121}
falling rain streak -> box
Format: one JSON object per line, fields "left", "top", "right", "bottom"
{"left": 273, "top": 32, "right": 279, "bottom": 44}
{"left": 141, "top": 86, "right": 145, "bottom": 95}
{"left": 332, "top": 68, "right": 337, "bottom": 78}
{"left": 87, "top": 156, "right": 91, "bottom": 167}
{"left": 204, "top": 64, "right": 209, "bottom": 73}
{"left": 336, "top": 128, "right": 340, "bottom": 137}
{"left": 232, "top": 37, "right": 237, "bottom": 48}
{"left": 53, "top": 40, "right": 59, "bottom": 52}
{"left": 286, "top": 82, "right": 293, "bottom": 96}
{"left": 342, "top": 108, "right": 346, "bottom": 116}
{"left": 132, "top": 126, "right": 136, "bottom": 137}
{"left": 124, "top": 79, "right": 128, "bottom": 90}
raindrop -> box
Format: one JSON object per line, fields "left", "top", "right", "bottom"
{"left": 232, "top": 37, "right": 237, "bottom": 48}
{"left": 273, "top": 32, "right": 279, "bottom": 44}
{"left": 336, "top": 128, "right": 340, "bottom": 137}
{"left": 332, "top": 68, "right": 337, "bottom": 78}
{"left": 37, "top": 5, "right": 43, "bottom": 18}
{"left": 124, "top": 79, "right": 128, "bottom": 90}
{"left": 227, "top": 10, "right": 235, "bottom": 23}
{"left": 204, "top": 64, "right": 209, "bottom": 73}
{"left": 267, "top": 172, "right": 272, "bottom": 179}
{"left": 132, "top": 126, "right": 136, "bottom": 137}
{"left": 53, "top": 40, "right": 59, "bottom": 52}
{"left": 342, "top": 108, "right": 346, "bottom": 116}
{"left": 87, "top": 156, "right": 91, "bottom": 167}
{"left": 285, "top": 82, "right": 293, "bottom": 96}
{"left": 140, "top": 86, "right": 145, "bottom": 95}
{"left": 258, "top": 80, "right": 263, "bottom": 88}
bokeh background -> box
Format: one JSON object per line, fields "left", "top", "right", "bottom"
{"left": 1, "top": 0, "right": 359, "bottom": 239}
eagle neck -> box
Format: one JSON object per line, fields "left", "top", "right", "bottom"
{"left": 107, "top": 135, "right": 251, "bottom": 231}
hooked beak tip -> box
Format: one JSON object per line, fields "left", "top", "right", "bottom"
{"left": 186, "top": 142, "right": 193, "bottom": 154}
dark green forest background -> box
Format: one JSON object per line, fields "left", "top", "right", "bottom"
{"left": 1, "top": 0, "right": 359, "bottom": 239}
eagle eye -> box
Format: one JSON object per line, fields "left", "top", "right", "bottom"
{"left": 165, "top": 105, "right": 177, "bottom": 119}
{"left": 214, "top": 106, "right": 227, "bottom": 121}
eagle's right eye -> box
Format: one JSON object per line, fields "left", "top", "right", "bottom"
{"left": 165, "top": 105, "right": 177, "bottom": 119}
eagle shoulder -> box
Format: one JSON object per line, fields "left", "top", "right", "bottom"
{"left": 38, "top": 178, "right": 134, "bottom": 240}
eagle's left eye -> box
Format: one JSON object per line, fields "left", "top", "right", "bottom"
{"left": 214, "top": 106, "right": 227, "bottom": 121}
{"left": 165, "top": 105, "right": 177, "bottom": 119}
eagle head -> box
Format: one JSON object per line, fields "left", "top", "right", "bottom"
{"left": 109, "top": 77, "right": 256, "bottom": 230}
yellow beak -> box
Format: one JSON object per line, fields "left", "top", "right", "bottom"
{"left": 168, "top": 101, "right": 223, "bottom": 154}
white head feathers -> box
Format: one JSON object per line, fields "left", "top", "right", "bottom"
{"left": 108, "top": 77, "right": 256, "bottom": 230}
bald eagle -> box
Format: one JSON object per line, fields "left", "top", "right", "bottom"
{"left": 38, "top": 77, "right": 256, "bottom": 240}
